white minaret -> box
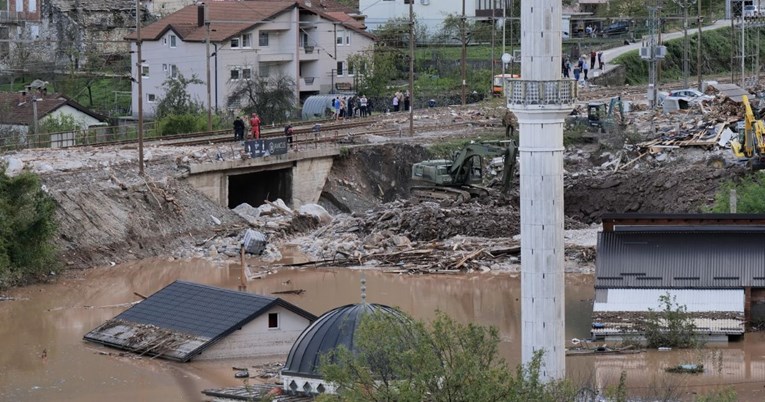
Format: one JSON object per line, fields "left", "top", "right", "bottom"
{"left": 507, "top": 1, "right": 575, "bottom": 381}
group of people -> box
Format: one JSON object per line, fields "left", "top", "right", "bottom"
{"left": 391, "top": 90, "right": 410, "bottom": 112}
{"left": 561, "top": 50, "right": 605, "bottom": 83}
{"left": 234, "top": 112, "right": 296, "bottom": 151}
{"left": 233, "top": 112, "right": 262, "bottom": 141}
{"left": 333, "top": 95, "right": 373, "bottom": 120}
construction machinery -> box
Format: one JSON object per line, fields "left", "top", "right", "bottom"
{"left": 731, "top": 95, "right": 765, "bottom": 170}
{"left": 568, "top": 97, "right": 625, "bottom": 133}
{"left": 410, "top": 140, "right": 518, "bottom": 204}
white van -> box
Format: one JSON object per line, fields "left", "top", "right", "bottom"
{"left": 744, "top": 5, "right": 759, "bottom": 17}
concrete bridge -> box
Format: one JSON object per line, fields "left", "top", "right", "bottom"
{"left": 185, "top": 147, "right": 339, "bottom": 209}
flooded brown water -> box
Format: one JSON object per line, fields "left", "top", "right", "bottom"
{"left": 1, "top": 258, "right": 764, "bottom": 401}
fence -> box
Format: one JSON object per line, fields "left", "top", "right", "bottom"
{"left": 0, "top": 122, "right": 159, "bottom": 152}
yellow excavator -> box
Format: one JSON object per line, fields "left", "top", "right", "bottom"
{"left": 731, "top": 95, "right": 765, "bottom": 170}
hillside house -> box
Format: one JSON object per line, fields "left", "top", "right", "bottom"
{"left": 125, "top": 1, "right": 375, "bottom": 119}
{"left": 592, "top": 214, "right": 765, "bottom": 342}
{"left": 0, "top": 85, "right": 109, "bottom": 149}
{"left": 83, "top": 281, "right": 317, "bottom": 361}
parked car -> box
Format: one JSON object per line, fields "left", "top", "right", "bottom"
{"left": 657, "top": 88, "right": 714, "bottom": 106}
{"left": 743, "top": 5, "right": 759, "bottom": 17}
{"left": 601, "top": 21, "right": 630, "bottom": 37}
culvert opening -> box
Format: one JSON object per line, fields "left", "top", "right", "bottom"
{"left": 228, "top": 169, "right": 292, "bottom": 208}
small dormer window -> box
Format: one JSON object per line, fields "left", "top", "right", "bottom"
{"left": 170, "top": 35, "right": 177, "bottom": 48}
{"left": 231, "top": 37, "right": 240, "bottom": 48}
{"left": 242, "top": 33, "right": 251, "bottom": 48}
{"left": 259, "top": 31, "right": 269, "bottom": 46}
{"left": 268, "top": 312, "right": 279, "bottom": 329}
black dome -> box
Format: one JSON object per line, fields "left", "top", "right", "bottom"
{"left": 282, "top": 303, "right": 405, "bottom": 378}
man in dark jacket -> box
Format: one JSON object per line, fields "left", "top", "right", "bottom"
{"left": 233, "top": 116, "right": 245, "bottom": 141}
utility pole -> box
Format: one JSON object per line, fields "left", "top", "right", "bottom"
{"left": 460, "top": 0, "right": 466, "bottom": 106}
{"left": 491, "top": 0, "right": 496, "bottom": 92}
{"left": 408, "top": 0, "right": 414, "bottom": 135}
{"left": 502, "top": 0, "right": 506, "bottom": 60}
{"left": 136, "top": 0, "right": 144, "bottom": 176}
{"left": 697, "top": 0, "right": 702, "bottom": 91}
{"left": 205, "top": 5, "right": 212, "bottom": 133}
{"left": 672, "top": 0, "right": 696, "bottom": 89}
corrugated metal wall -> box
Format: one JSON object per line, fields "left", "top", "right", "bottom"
{"left": 596, "top": 231, "right": 765, "bottom": 288}
{"left": 593, "top": 288, "right": 744, "bottom": 312}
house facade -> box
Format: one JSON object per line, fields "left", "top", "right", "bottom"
{"left": 127, "top": 1, "right": 375, "bottom": 119}
{"left": 592, "top": 214, "right": 765, "bottom": 341}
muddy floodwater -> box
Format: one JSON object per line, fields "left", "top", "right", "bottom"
{"left": 1, "top": 259, "right": 765, "bottom": 401}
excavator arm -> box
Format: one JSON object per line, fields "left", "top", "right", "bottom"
{"left": 732, "top": 95, "right": 765, "bottom": 169}
{"left": 448, "top": 142, "right": 515, "bottom": 186}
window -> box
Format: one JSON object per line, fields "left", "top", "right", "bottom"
{"left": 170, "top": 64, "right": 178, "bottom": 78}
{"left": 242, "top": 33, "right": 251, "bottom": 48}
{"left": 259, "top": 31, "right": 269, "bottom": 46}
{"left": 242, "top": 67, "right": 252, "bottom": 80}
{"left": 268, "top": 313, "right": 279, "bottom": 329}
{"left": 147, "top": 93, "right": 156, "bottom": 103}
{"left": 230, "top": 68, "right": 240, "bottom": 80}
{"left": 163, "top": 37, "right": 167, "bottom": 45}
{"left": 231, "top": 37, "right": 240, "bottom": 48}
{"left": 170, "top": 35, "right": 177, "bottom": 48}
{"left": 336, "top": 30, "right": 344, "bottom": 45}
{"left": 259, "top": 63, "right": 270, "bottom": 77}
{"left": 141, "top": 65, "right": 149, "bottom": 78}
{"left": 300, "top": 33, "right": 309, "bottom": 48}
{"left": 336, "top": 61, "right": 343, "bottom": 76}
{"left": 345, "top": 33, "right": 351, "bottom": 45}
{"left": 162, "top": 64, "right": 168, "bottom": 71}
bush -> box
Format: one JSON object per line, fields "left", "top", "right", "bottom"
{"left": 640, "top": 293, "right": 700, "bottom": 349}
{"left": 711, "top": 176, "right": 765, "bottom": 213}
{"left": 157, "top": 113, "right": 222, "bottom": 136}
{"left": 318, "top": 310, "right": 576, "bottom": 402}
{"left": 0, "top": 169, "right": 58, "bottom": 288}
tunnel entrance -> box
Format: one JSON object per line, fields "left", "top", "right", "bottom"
{"left": 228, "top": 168, "right": 292, "bottom": 208}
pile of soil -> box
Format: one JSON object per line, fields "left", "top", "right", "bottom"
{"left": 564, "top": 163, "right": 748, "bottom": 223}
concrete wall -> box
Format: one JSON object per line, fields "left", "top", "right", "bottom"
{"left": 186, "top": 148, "right": 337, "bottom": 208}
{"left": 291, "top": 155, "right": 334, "bottom": 206}
{"left": 196, "top": 305, "right": 311, "bottom": 360}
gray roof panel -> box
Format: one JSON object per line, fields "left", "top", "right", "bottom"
{"left": 84, "top": 281, "right": 316, "bottom": 361}
{"left": 595, "top": 231, "right": 765, "bottom": 288}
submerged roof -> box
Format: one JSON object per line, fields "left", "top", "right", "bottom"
{"left": 596, "top": 230, "right": 765, "bottom": 289}
{"left": 282, "top": 303, "right": 407, "bottom": 378}
{"left": 83, "top": 281, "right": 316, "bottom": 361}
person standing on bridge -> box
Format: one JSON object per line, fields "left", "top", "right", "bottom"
{"left": 250, "top": 113, "right": 262, "bottom": 140}
{"left": 598, "top": 51, "right": 604, "bottom": 70}
{"left": 233, "top": 116, "right": 245, "bottom": 141}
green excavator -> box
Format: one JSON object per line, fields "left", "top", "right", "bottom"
{"left": 410, "top": 140, "right": 518, "bottom": 204}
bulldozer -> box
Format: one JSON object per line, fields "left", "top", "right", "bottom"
{"left": 410, "top": 140, "right": 518, "bottom": 204}
{"left": 731, "top": 95, "right": 765, "bottom": 170}
{"left": 567, "top": 96, "right": 625, "bottom": 134}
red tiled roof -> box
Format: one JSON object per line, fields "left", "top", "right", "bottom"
{"left": 255, "top": 0, "right": 358, "bottom": 13}
{"left": 126, "top": 1, "right": 372, "bottom": 43}
{"left": 0, "top": 92, "right": 106, "bottom": 126}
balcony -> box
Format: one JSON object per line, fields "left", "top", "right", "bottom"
{"left": 259, "top": 52, "right": 293, "bottom": 63}
{"left": 300, "top": 46, "right": 319, "bottom": 61}
{"left": 300, "top": 76, "right": 320, "bottom": 92}
{"left": 505, "top": 79, "right": 577, "bottom": 106}
{"left": 0, "top": 11, "right": 25, "bottom": 23}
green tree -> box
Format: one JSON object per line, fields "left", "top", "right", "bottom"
{"left": 0, "top": 169, "right": 58, "bottom": 288}
{"left": 154, "top": 73, "right": 204, "bottom": 119}
{"left": 640, "top": 293, "right": 699, "bottom": 349}
{"left": 711, "top": 176, "right": 765, "bottom": 213}
{"left": 39, "top": 114, "right": 82, "bottom": 133}
{"left": 318, "top": 310, "right": 576, "bottom": 402}
{"left": 226, "top": 75, "right": 296, "bottom": 125}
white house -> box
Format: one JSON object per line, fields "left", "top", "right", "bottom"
{"left": 126, "top": 1, "right": 375, "bottom": 118}
{"left": 83, "top": 281, "right": 318, "bottom": 361}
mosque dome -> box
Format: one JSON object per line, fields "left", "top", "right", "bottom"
{"left": 281, "top": 302, "right": 407, "bottom": 395}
